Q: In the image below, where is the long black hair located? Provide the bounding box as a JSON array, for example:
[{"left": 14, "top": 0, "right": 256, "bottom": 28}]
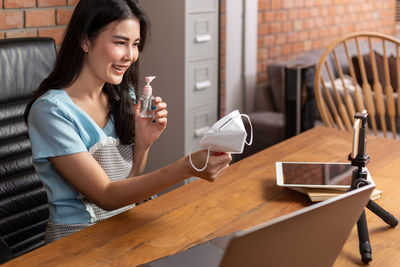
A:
[{"left": 24, "top": 0, "right": 150, "bottom": 144}]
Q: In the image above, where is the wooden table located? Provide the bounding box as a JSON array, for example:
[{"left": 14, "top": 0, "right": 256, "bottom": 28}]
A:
[{"left": 6, "top": 127, "right": 400, "bottom": 266}]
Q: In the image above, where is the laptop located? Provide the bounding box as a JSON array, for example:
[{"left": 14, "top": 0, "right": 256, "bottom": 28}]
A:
[{"left": 139, "top": 184, "right": 374, "bottom": 267}]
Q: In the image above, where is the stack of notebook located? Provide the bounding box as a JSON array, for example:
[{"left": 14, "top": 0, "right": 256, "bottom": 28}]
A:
[{"left": 304, "top": 188, "right": 382, "bottom": 202}]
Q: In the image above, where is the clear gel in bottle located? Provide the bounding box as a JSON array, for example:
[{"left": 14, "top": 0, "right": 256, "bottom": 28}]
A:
[{"left": 140, "top": 76, "right": 156, "bottom": 118}]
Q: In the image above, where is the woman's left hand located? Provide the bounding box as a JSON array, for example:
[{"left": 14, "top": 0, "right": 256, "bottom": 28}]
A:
[{"left": 134, "top": 96, "right": 167, "bottom": 148}]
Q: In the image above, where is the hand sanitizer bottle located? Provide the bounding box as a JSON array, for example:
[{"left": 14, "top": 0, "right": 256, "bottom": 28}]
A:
[{"left": 140, "top": 76, "right": 156, "bottom": 118}]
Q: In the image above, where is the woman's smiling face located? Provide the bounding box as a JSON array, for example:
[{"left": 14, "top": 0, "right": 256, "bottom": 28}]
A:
[{"left": 82, "top": 17, "right": 141, "bottom": 85}]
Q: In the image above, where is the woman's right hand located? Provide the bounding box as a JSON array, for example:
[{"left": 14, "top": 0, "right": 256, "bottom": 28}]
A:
[{"left": 188, "top": 150, "right": 232, "bottom": 182}]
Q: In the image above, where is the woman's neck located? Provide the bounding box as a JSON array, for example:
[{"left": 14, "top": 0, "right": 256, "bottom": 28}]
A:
[
  {"left": 65, "top": 64, "right": 105, "bottom": 100},
  {"left": 64, "top": 68, "right": 110, "bottom": 128}
]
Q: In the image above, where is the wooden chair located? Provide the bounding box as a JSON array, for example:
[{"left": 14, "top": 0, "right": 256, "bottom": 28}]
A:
[{"left": 314, "top": 31, "right": 400, "bottom": 139}]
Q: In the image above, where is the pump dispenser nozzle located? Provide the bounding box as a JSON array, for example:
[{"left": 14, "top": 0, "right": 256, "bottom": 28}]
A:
[
  {"left": 140, "top": 76, "right": 156, "bottom": 118},
  {"left": 143, "top": 76, "right": 156, "bottom": 97}
]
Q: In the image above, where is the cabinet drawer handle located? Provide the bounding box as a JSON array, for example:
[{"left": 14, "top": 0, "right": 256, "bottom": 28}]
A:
[
  {"left": 195, "top": 80, "right": 211, "bottom": 91},
  {"left": 194, "top": 126, "right": 210, "bottom": 137},
  {"left": 195, "top": 34, "right": 211, "bottom": 43}
]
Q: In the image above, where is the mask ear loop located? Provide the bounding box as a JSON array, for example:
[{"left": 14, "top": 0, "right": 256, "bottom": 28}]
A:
[
  {"left": 240, "top": 114, "right": 253, "bottom": 145},
  {"left": 188, "top": 138, "right": 212, "bottom": 172}
]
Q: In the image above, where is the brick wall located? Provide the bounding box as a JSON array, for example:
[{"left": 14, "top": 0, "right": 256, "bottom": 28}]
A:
[
  {"left": 0, "top": 0, "right": 77, "bottom": 45},
  {"left": 257, "top": 0, "right": 397, "bottom": 85},
  {"left": 0, "top": 0, "right": 396, "bottom": 116}
]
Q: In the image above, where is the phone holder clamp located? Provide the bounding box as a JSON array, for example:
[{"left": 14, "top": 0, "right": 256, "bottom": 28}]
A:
[{"left": 347, "top": 110, "right": 398, "bottom": 265}]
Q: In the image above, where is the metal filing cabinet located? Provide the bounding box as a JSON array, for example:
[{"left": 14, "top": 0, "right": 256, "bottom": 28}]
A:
[{"left": 139, "top": 0, "right": 219, "bottom": 181}]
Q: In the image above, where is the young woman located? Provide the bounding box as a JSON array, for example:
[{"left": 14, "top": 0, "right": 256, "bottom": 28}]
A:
[{"left": 24, "top": 0, "right": 231, "bottom": 243}]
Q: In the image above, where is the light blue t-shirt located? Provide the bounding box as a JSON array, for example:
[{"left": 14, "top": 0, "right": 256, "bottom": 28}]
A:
[{"left": 28, "top": 89, "right": 131, "bottom": 225}]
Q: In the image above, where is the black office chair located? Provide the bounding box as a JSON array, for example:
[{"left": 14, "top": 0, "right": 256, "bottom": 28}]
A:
[{"left": 0, "top": 37, "right": 57, "bottom": 261}]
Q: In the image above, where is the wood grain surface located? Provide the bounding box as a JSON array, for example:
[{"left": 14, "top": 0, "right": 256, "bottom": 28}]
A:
[{"left": 6, "top": 127, "right": 400, "bottom": 266}]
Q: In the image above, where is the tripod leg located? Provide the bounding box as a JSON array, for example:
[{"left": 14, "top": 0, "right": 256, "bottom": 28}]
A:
[
  {"left": 366, "top": 200, "right": 398, "bottom": 227},
  {"left": 357, "top": 210, "right": 372, "bottom": 264}
]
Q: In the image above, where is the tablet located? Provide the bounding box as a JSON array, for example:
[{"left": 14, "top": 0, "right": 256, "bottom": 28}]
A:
[{"left": 275, "top": 161, "right": 373, "bottom": 190}]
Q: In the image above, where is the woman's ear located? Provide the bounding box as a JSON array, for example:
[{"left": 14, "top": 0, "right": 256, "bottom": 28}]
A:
[{"left": 81, "top": 37, "right": 89, "bottom": 53}]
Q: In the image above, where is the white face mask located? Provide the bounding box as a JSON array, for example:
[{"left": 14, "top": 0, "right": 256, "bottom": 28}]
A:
[{"left": 189, "top": 110, "right": 253, "bottom": 172}]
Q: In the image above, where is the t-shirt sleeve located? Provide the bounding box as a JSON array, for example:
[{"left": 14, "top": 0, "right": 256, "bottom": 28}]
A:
[{"left": 28, "top": 98, "right": 88, "bottom": 162}]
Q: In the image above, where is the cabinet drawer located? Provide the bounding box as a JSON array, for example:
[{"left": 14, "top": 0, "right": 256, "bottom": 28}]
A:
[
  {"left": 187, "top": 13, "right": 217, "bottom": 59},
  {"left": 187, "top": 59, "right": 217, "bottom": 108},
  {"left": 187, "top": 0, "right": 217, "bottom": 13},
  {"left": 185, "top": 104, "right": 217, "bottom": 154}
]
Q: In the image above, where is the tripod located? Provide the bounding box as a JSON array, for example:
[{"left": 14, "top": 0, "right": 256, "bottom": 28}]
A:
[{"left": 348, "top": 111, "right": 398, "bottom": 264}]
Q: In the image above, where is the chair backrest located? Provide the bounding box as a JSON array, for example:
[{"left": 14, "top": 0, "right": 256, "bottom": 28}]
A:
[
  {"left": 0, "top": 37, "right": 56, "bottom": 258},
  {"left": 314, "top": 31, "right": 400, "bottom": 139}
]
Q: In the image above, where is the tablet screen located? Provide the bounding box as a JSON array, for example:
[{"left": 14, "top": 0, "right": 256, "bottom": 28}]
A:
[{"left": 280, "top": 162, "right": 356, "bottom": 186}]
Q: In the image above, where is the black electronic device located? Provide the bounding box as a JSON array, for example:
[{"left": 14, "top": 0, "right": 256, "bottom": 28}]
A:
[{"left": 284, "top": 64, "right": 316, "bottom": 138}]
